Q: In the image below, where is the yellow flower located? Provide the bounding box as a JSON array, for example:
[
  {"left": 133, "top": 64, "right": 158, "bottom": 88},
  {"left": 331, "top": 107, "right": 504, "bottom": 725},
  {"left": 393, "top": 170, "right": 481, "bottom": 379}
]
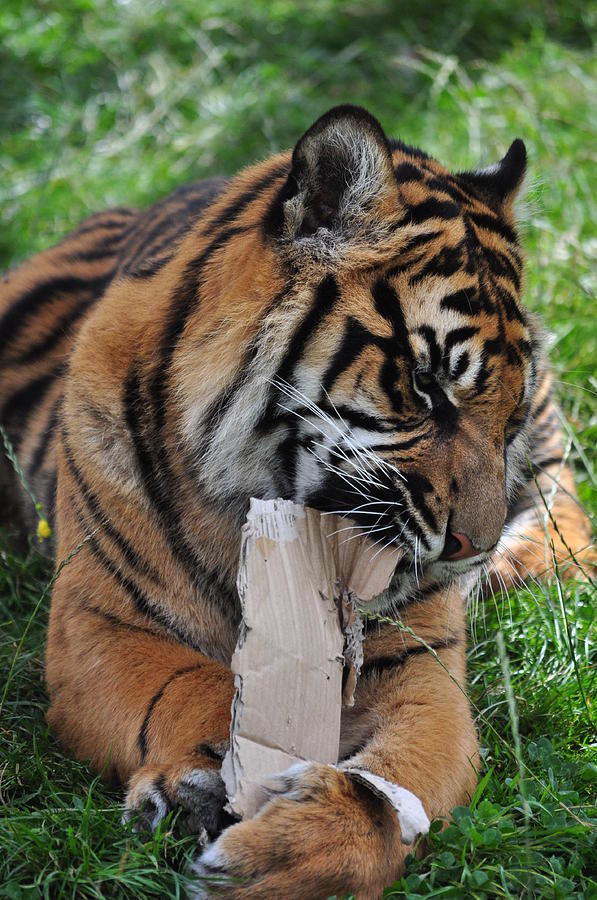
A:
[{"left": 37, "top": 518, "right": 52, "bottom": 541}]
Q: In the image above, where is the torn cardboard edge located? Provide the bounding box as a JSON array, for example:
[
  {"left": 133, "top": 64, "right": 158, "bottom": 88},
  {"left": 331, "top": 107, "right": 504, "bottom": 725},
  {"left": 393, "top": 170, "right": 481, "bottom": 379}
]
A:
[{"left": 222, "top": 497, "right": 403, "bottom": 820}]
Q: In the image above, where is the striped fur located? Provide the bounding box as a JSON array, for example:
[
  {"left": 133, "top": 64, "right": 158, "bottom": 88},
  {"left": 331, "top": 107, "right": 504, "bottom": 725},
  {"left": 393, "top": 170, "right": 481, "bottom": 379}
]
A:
[{"left": 0, "top": 106, "right": 593, "bottom": 898}]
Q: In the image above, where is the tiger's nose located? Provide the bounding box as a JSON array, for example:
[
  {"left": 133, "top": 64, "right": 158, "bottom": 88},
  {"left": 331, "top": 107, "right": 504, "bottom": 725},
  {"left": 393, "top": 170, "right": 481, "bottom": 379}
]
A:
[{"left": 440, "top": 530, "right": 478, "bottom": 561}]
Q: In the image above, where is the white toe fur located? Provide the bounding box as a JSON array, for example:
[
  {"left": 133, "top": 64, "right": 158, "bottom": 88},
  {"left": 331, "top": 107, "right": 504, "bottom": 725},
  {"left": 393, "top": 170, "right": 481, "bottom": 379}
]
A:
[
  {"left": 180, "top": 769, "right": 223, "bottom": 792},
  {"left": 121, "top": 787, "right": 169, "bottom": 831},
  {"left": 264, "top": 760, "right": 313, "bottom": 797},
  {"left": 341, "top": 766, "right": 430, "bottom": 844},
  {"left": 190, "top": 841, "right": 230, "bottom": 899},
  {"left": 263, "top": 760, "right": 430, "bottom": 844},
  {"left": 197, "top": 841, "right": 229, "bottom": 870}
]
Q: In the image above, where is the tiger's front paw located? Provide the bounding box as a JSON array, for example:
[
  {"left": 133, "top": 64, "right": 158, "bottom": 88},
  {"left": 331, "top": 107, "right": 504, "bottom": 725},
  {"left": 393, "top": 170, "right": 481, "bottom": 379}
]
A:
[
  {"left": 123, "top": 760, "right": 233, "bottom": 841},
  {"left": 191, "top": 762, "right": 427, "bottom": 900}
]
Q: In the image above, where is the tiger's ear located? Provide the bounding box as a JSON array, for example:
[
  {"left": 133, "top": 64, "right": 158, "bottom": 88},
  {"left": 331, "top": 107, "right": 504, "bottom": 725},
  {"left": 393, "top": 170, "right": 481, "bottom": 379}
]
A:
[
  {"left": 269, "top": 105, "right": 397, "bottom": 245},
  {"left": 460, "top": 139, "right": 527, "bottom": 206}
]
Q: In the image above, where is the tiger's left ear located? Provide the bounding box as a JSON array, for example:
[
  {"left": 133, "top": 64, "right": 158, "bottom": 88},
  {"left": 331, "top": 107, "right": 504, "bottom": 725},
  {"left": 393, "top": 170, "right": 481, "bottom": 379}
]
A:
[
  {"left": 460, "top": 139, "right": 527, "bottom": 206},
  {"left": 267, "top": 105, "right": 399, "bottom": 250}
]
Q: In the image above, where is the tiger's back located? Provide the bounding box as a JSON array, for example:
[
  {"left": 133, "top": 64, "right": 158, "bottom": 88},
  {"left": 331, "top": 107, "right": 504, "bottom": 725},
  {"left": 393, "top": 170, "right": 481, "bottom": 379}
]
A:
[{"left": 0, "top": 177, "right": 227, "bottom": 535}]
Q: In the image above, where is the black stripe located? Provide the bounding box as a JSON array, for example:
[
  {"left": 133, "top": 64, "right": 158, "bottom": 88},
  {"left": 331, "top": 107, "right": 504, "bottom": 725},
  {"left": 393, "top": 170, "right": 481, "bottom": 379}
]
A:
[
  {"left": 153, "top": 773, "right": 169, "bottom": 803},
  {"left": 430, "top": 174, "right": 487, "bottom": 207},
  {"left": 321, "top": 316, "right": 376, "bottom": 396},
  {"left": 483, "top": 336, "right": 504, "bottom": 358},
  {"left": 272, "top": 405, "right": 423, "bottom": 436},
  {"left": 366, "top": 432, "right": 426, "bottom": 453},
  {"left": 67, "top": 246, "right": 120, "bottom": 264},
  {"left": 81, "top": 601, "right": 167, "bottom": 640},
  {"left": 483, "top": 247, "right": 521, "bottom": 288},
  {"left": 196, "top": 742, "right": 225, "bottom": 762},
  {"left": 517, "top": 338, "right": 532, "bottom": 359},
  {"left": 46, "top": 468, "right": 57, "bottom": 527},
  {"left": 17, "top": 290, "right": 105, "bottom": 364},
  {"left": 0, "top": 275, "right": 107, "bottom": 359},
  {"left": 444, "top": 326, "right": 479, "bottom": 351},
  {"left": 149, "top": 225, "right": 248, "bottom": 438},
  {"left": 440, "top": 289, "right": 482, "bottom": 316},
  {"left": 409, "top": 198, "right": 460, "bottom": 223},
  {"left": 385, "top": 231, "right": 443, "bottom": 279},
  {"left": 27, "top": 396, "right": 61, "bottom": 477},
  {"left": 373, "top": 280, "right": 414, "bottom": 416},
  {"left": 387, "top": 249, "right": 431, "bottom": 278},
  {"left": 200, "top": 344, "right": 260, "bottom": 440},
  {"left": 69, "top": 211, "right": 136, "bottom": 238},
  {"left": 530, "top": 389, "right": 553, "bottom": 423},
  {"left": 148, "top": 165, "right": 287, "bottom": 444},
  {"left": 276, "top": 275, "right": 340, "bottom": 388},
  {"left": 62, "top": 432, "right": 164, "bottom": 585},
  {"left": 474, "top": 362, "right": 493, "bottom": 394},
  {"left": 416, "top": 326, "right": 443, "bottom": 371},
  {"left": 533, "top": 455, "right": 564, "bottom": 470},
  {"left": 490, "top": 278, "right": 524, "bottom": 323},
  {"left": 506, "top": 343, "right": 522, "bottom": 367},
  {"left": 469, "top": 212, "right": 517, "bottom": 246},
  {"left": 410, "top": 242, "right": 464, "bottom": 282},
  {"left": 389, "top": 140, "right": 432, "bottom": 161},
  {"left": 123, "top": 201, "right": 197, "bottom": 264},
  {"left": 211, "top": 162, "right": 288, "bottom": 232},
  {"left": 394, "top": 162, "right": 425, "bottom": 182},
  {"left": 123, "top": 367, "right": 158, "bottom": 495},
  {"left": 138, "top": 226, "right": 248, "bottom": 583},
  {"left": 0, "top": 364, "right": 63, "bottom": 446},
  {"left": 124, "top": 254, "right": 173, "bottom": 279},
  {"left": 122, "top": 186, "right": 227, "bottom": 273},
  {"left": 372, "top": 279, "right": 413, "bottom": 361},
  {"left": 450, "top": 351, "right": 470, "bottom": 379},
  {"left": 199, "top": 286, "right": 292, "bottom": 455},
  {"left": 322, "top": 403, "right": 397, "bottom": 435},
  {"left": 258, "top": 275, "right": 340, "bottom": 493},
  {"left": 402, "top": 470, "right": 438, "bottom": 534},
  {"left": 123, "top": 366, "right": 237, "bottom": 614},
  {"left": 138, "top": 663, "right": 203, "bottom": 760},
  {"left": 126, "top": 169, "right": 287, "bottom": 589},
  {"left": 69, "top": 484, "right": 200, "bottom": 651},
  {"left": 361, "top": 636, "right": 460, "bottom": 680},
  {"left": 63, "top": 229, "right": 126, "bottom": 263},
  {"left": 260, "top": 274, "right": 341, "bottom": 430}
]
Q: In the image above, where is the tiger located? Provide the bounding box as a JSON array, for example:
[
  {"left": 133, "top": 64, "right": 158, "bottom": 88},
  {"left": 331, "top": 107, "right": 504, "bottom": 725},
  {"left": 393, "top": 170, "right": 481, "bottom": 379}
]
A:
[{"left": 0, "top": 104, "right": 594, "bottom": 899}]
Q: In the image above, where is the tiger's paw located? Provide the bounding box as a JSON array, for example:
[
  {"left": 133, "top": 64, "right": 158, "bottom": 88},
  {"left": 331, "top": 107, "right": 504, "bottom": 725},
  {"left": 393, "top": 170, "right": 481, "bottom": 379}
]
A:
[
  {"left": 190, "top": 762, "right": 424, "bottom": 900},
  {"left": 123, "top": 762, "right": 233, "bottom": 840}
]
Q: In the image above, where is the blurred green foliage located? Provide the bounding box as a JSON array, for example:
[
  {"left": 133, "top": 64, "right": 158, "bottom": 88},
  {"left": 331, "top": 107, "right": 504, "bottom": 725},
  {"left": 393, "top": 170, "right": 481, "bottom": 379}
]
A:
[{"left": 1, "top": 1, "right": 596, "bottom": 263}]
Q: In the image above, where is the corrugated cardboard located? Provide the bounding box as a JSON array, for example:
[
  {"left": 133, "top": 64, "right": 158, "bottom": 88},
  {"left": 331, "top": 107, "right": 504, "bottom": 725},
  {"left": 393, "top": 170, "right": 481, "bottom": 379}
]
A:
[{"left": 222, "top": 498, "right": 402, "bottom": 819}]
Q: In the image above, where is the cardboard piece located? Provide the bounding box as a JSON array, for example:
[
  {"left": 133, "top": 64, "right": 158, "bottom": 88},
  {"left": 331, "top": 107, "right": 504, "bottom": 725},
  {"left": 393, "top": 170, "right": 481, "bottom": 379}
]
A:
[{"left": 222, "top": 498, "right": 402, "bottom": 820}]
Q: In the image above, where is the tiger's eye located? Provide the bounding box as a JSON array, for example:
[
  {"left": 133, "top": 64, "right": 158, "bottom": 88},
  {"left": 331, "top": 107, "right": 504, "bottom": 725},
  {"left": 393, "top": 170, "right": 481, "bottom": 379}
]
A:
[{"left": 415, "top": 371, "right": 435, "bottom": 392}]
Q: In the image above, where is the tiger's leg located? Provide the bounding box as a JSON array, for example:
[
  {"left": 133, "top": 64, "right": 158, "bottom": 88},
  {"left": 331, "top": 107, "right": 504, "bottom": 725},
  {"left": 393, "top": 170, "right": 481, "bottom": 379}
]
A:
[
  {"left": 46, "top": 425, "right": 239, "bottom": 837},
  {"left": 47, "top": 574, "right": 235, "bottom": 838},
  {"left": 491, "top": 372, "right": 595, "bottom": 590},
  {"left": 192, "top": 585, "right": 478, "bottom": 899}
]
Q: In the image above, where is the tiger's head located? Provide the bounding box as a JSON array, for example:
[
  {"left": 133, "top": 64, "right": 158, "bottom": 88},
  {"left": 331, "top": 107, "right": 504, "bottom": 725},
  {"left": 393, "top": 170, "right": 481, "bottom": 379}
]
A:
[{"left": 186, "top": 105, "right": 539, "bottom": 601}]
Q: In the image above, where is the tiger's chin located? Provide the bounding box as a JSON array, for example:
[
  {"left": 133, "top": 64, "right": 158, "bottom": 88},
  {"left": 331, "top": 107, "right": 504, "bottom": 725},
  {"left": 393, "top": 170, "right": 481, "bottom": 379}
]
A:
[{"left": 362, "top": 550, "right": 486, "bottom": 616}]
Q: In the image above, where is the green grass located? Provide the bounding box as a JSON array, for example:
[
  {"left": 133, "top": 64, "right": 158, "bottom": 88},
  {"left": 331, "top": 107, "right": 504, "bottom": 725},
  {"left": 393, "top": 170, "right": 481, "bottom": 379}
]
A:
[{"left": 1, "top": 1, "right": 596, "bottom": 896}]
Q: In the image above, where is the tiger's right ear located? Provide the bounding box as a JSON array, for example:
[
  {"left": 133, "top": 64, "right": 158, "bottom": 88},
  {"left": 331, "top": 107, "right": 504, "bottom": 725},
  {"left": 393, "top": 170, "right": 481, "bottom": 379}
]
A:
[
  {"left": 266, "top": 105, "right": 398, "bottom": 251},
  {"left": 459, "top": 139, "right": 527, "bottom": 208}
]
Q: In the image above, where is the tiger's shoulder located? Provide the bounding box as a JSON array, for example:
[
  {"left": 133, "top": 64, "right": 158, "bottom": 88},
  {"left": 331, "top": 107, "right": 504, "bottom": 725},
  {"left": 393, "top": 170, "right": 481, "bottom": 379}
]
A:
[{"left": 0, "top": 176, "right": 228, "bottom": 535}]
